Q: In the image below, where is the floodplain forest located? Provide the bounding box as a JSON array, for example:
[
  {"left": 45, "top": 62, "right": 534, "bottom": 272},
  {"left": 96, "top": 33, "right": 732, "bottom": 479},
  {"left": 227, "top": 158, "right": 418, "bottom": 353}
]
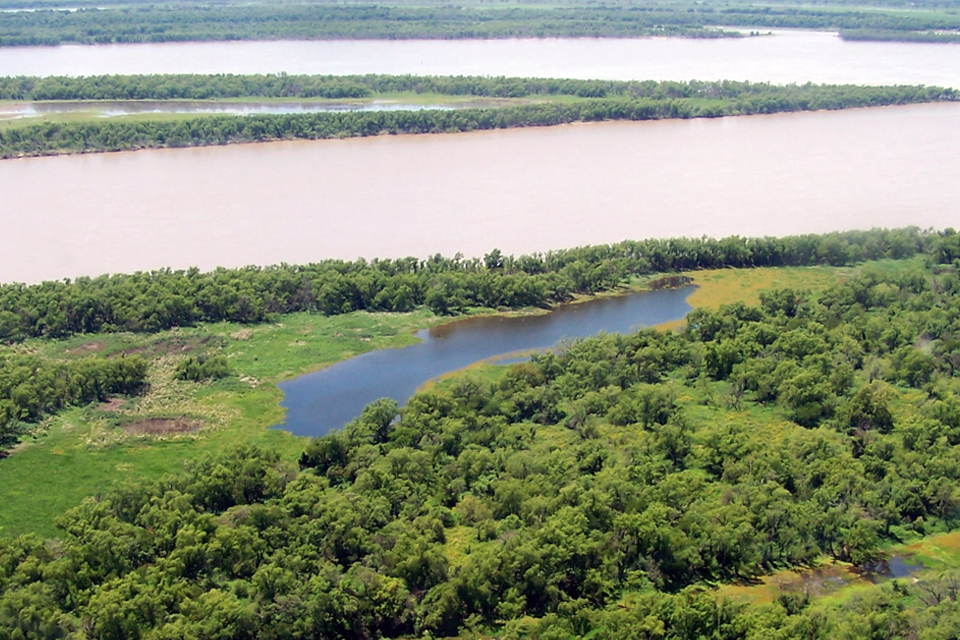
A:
[
  {"left": 3, "top": 227, "right": 957, "bottom": 453},
  {"left": 0, "top": 76, "right": 953, "bottom": 157},
  {"left": 2, "top": 227, "right": 960, "bottom": 638},
  {"left": 1, "top": 3, "right": 959, "bottom": 46}
]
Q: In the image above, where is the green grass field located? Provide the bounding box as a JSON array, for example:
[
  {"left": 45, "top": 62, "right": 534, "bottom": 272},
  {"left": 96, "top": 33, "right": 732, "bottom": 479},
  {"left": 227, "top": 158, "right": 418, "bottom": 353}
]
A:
[{"left": 0, "top": 309, "right": 440, "bottom": 538}]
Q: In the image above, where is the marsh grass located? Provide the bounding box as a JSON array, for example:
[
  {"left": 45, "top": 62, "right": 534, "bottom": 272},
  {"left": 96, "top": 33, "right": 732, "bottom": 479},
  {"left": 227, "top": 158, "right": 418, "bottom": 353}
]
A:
[
  {"left": 715, "top": 532, "right": 960, "bottom": 606},
  {"left": 0, "top": 309, "right": 440, "bottom": 537}
]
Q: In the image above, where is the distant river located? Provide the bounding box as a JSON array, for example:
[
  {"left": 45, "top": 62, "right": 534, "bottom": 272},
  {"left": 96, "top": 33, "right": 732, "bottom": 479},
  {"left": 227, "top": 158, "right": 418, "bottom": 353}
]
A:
[
  {"left": 277, "top": 286, "right": 694, "bottom": 437},
  {"left": 0, "top": 31, "right": 959, "bottom": 88},
  {"left": 1, "top": 102, "right": 959, "bottom": 284}
]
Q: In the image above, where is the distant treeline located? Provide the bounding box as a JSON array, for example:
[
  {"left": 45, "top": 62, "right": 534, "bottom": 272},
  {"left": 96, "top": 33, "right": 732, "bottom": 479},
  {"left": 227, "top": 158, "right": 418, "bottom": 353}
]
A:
[
  {"left": 7, "top": 75, "right": 935, "bottom": 102},
  {"left": 841, "top": 28, "right": 960, "bottom": 43},
  {"left": 2, "top": 4, "right": 959, "bottom": 46},
  {"left": 0, "top": 352, "right": 147, "bottom": 449},
  {"left": 2, "top": 227, "right": 958, "bottom": 343},
  {"left": 0, "top": 5, "right": 736, "bottom": 46},
  {"left": 707, "top": 5, "right": 960, "bottom": 36},
  {"left": 0, "top": 83, "right": 952, "bottom": 158}
]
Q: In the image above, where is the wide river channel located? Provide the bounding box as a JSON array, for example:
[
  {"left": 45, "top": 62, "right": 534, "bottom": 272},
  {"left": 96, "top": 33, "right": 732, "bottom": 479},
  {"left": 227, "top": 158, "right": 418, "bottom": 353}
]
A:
[
  {"left": 2, "top": 102, "right": 958, "bottom": 284},
  {"left": 277, "top": 285, "right": 694, "bottom": 437},
  {"left": 1, "top": 30, "right": 959, "bottom": 87}
]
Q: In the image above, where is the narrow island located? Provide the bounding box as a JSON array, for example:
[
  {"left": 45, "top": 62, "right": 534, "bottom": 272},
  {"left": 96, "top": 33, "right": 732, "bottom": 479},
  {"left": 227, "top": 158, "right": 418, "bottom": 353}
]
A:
[
  {"left": 0, "top": 74, "right": 954, "bottom": 157},
  {"left": 1, "top": 3, "right": 959, "bottom": 46}
]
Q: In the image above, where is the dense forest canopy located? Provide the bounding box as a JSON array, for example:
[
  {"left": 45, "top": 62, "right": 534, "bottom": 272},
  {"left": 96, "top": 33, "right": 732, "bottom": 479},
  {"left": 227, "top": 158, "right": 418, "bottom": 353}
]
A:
[
  {"left": 0, "top": 3, "right": 959, "bottom": 45},
  {"left": 0, "top": 80, "right": 952, "bottom": 158},
  {"left": 2, "top": 227, "right": 958, "bottom": 461},
  {"left": 3, "top": 254, "right": 960, "bottom": 638},
  {"left": 3, "top": 227, "right": 957, "bottom": 342},
  {"left": 7, "top": 75, "right": 946, "bottom": 102}
]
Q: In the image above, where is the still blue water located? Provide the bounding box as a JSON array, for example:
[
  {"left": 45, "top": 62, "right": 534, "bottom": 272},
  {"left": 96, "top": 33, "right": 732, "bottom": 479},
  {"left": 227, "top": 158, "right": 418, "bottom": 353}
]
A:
[{"left": 275, "top": 286, "right": 694, "bottom": 437}]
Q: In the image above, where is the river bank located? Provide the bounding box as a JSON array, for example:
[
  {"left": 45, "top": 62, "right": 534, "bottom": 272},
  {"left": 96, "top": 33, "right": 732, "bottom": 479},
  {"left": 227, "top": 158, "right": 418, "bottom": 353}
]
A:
[{"left": 2, "top": 104, "right": 958, "bottom": 284}]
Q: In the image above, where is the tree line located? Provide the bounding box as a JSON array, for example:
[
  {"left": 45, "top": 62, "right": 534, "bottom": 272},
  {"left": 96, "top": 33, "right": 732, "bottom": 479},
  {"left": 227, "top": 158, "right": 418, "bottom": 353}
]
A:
[
  {"left": 0, "top": 82, "right": 952, "bottom": 158},
  {"left": 0, "top": 352, "right": 148, "bottom": 451},
  {"left": 2, "top": 227, "right": 956, "bottom": 343},
  {"left": 0, "top": 5, "right": 735, "bottom": 47},
  {"left": 2, "top": 261, "right": 960, "bottom": 638},
  {"left": 2, "top": 4, "right": 959, "bottom": 46},
  {"left": 841, "top": 28, "right": 960, "bottom": 43},
  {"left": 6, "top": 75, "right": 929, "bottom": 102}
]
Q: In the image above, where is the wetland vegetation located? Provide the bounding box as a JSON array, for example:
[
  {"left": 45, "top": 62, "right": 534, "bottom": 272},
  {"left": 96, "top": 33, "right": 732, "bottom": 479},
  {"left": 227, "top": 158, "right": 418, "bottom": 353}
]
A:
[
  {"left": 3, "top": 2, "right": 960, "bottom": 635},
  {"left": 0, "top": 75, "right": 953, "bottom": 157},
  {"left": 2, "top": 228, "right": 960, "bottom": 638},
  {"left": 2, "top": 227, "right": 947, "bottom": 341},
  {"left": 2, "top": 3, "right": 960, "bottom": 46}
]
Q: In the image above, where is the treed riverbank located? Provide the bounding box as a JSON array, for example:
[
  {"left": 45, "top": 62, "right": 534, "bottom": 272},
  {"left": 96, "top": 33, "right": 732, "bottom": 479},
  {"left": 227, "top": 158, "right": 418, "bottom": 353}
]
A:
[
  {"left": 2, "top": 103, "right": 959, "bottom": 284},
  {"left": 2, "top": 4, "right": 959, "bottom": 46},
  {"left": 0, "top": 79, "right": 952, "bottom": 158}
]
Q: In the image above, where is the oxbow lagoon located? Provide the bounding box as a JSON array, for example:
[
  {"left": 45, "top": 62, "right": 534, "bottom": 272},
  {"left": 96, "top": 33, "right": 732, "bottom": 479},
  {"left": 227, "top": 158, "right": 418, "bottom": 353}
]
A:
[{"left": 276, "top": 286, "right": 695, "bottom": 437}]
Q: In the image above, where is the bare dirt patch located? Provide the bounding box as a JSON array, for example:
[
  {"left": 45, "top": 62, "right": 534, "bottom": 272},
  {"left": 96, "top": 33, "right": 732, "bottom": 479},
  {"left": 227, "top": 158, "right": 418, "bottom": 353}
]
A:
[
  {"left": 123, "top": 418, "right": 203, "bottom": 435},
  {"left": 67, "top": 341, "right": 104, "bottom": 355},
  {"left": 97, "top": 398, "right": 127, "bottom": 411},
  {"left": 122, "top": 335, "right": 217, "bottom": 358}
]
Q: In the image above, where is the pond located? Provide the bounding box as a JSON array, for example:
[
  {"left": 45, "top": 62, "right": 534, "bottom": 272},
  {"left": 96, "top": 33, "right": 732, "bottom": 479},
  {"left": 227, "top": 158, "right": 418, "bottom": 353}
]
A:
[
  {"left": 275, "top": 286, "right": 694, "bottom": 437},
  {"left": 859, "top": 555, "right": 926, "bottom": 582}
]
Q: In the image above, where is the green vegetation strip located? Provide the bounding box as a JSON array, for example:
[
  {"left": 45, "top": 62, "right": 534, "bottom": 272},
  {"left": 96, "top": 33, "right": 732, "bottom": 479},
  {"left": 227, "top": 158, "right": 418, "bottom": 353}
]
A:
[
  {"left": 3, "top": 246, "right": 960, "bottom": 637},
  {"left": 0, "top": 309, "right": 440, "bottom": 539},
  {"left": 0, "top": 77, "right": 953, "bottom": 157},
  {"left": 1, "top": 4, "right": 960, "bottom": 46}
]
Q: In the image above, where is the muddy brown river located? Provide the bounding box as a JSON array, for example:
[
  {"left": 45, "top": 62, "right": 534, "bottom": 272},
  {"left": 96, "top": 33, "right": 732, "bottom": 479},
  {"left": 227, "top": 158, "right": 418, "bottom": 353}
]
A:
[
  {"left": 1, "top": 102, "right": 959, "bottom": 283},
  {"left": 0, "top": 31, "right": 959, "bottom": 87}
]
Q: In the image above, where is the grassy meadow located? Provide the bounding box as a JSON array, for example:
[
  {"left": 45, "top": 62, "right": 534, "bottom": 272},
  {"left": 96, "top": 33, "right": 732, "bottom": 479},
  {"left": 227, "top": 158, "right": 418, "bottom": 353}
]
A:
[{"left": 0, "top": 309, "right": 438, "bottom": 537}]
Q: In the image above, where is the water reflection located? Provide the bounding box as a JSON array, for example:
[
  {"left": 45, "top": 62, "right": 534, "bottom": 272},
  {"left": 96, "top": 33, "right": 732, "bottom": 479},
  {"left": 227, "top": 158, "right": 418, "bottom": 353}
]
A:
[
  {"left": 275, "top": 286, "right": 694, "bottom": 437},
  {"left": 859, "top": 555, "right": 925, "bottom": 582}
]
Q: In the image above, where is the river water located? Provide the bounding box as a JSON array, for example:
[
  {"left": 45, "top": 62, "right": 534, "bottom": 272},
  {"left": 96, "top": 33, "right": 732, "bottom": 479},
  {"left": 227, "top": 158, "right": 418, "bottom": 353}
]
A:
[
  {"left": 0, "top": 31, "right": 959, "bottom": 87},
  {"left": 1, "top": 102, "right": 958, "bottom": 284},
  {"left": 0, "top": 100, "right": 460, "bottom": 119},
  {"left": 277, "top": 286, "right": 694, "bottom": 437}
]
